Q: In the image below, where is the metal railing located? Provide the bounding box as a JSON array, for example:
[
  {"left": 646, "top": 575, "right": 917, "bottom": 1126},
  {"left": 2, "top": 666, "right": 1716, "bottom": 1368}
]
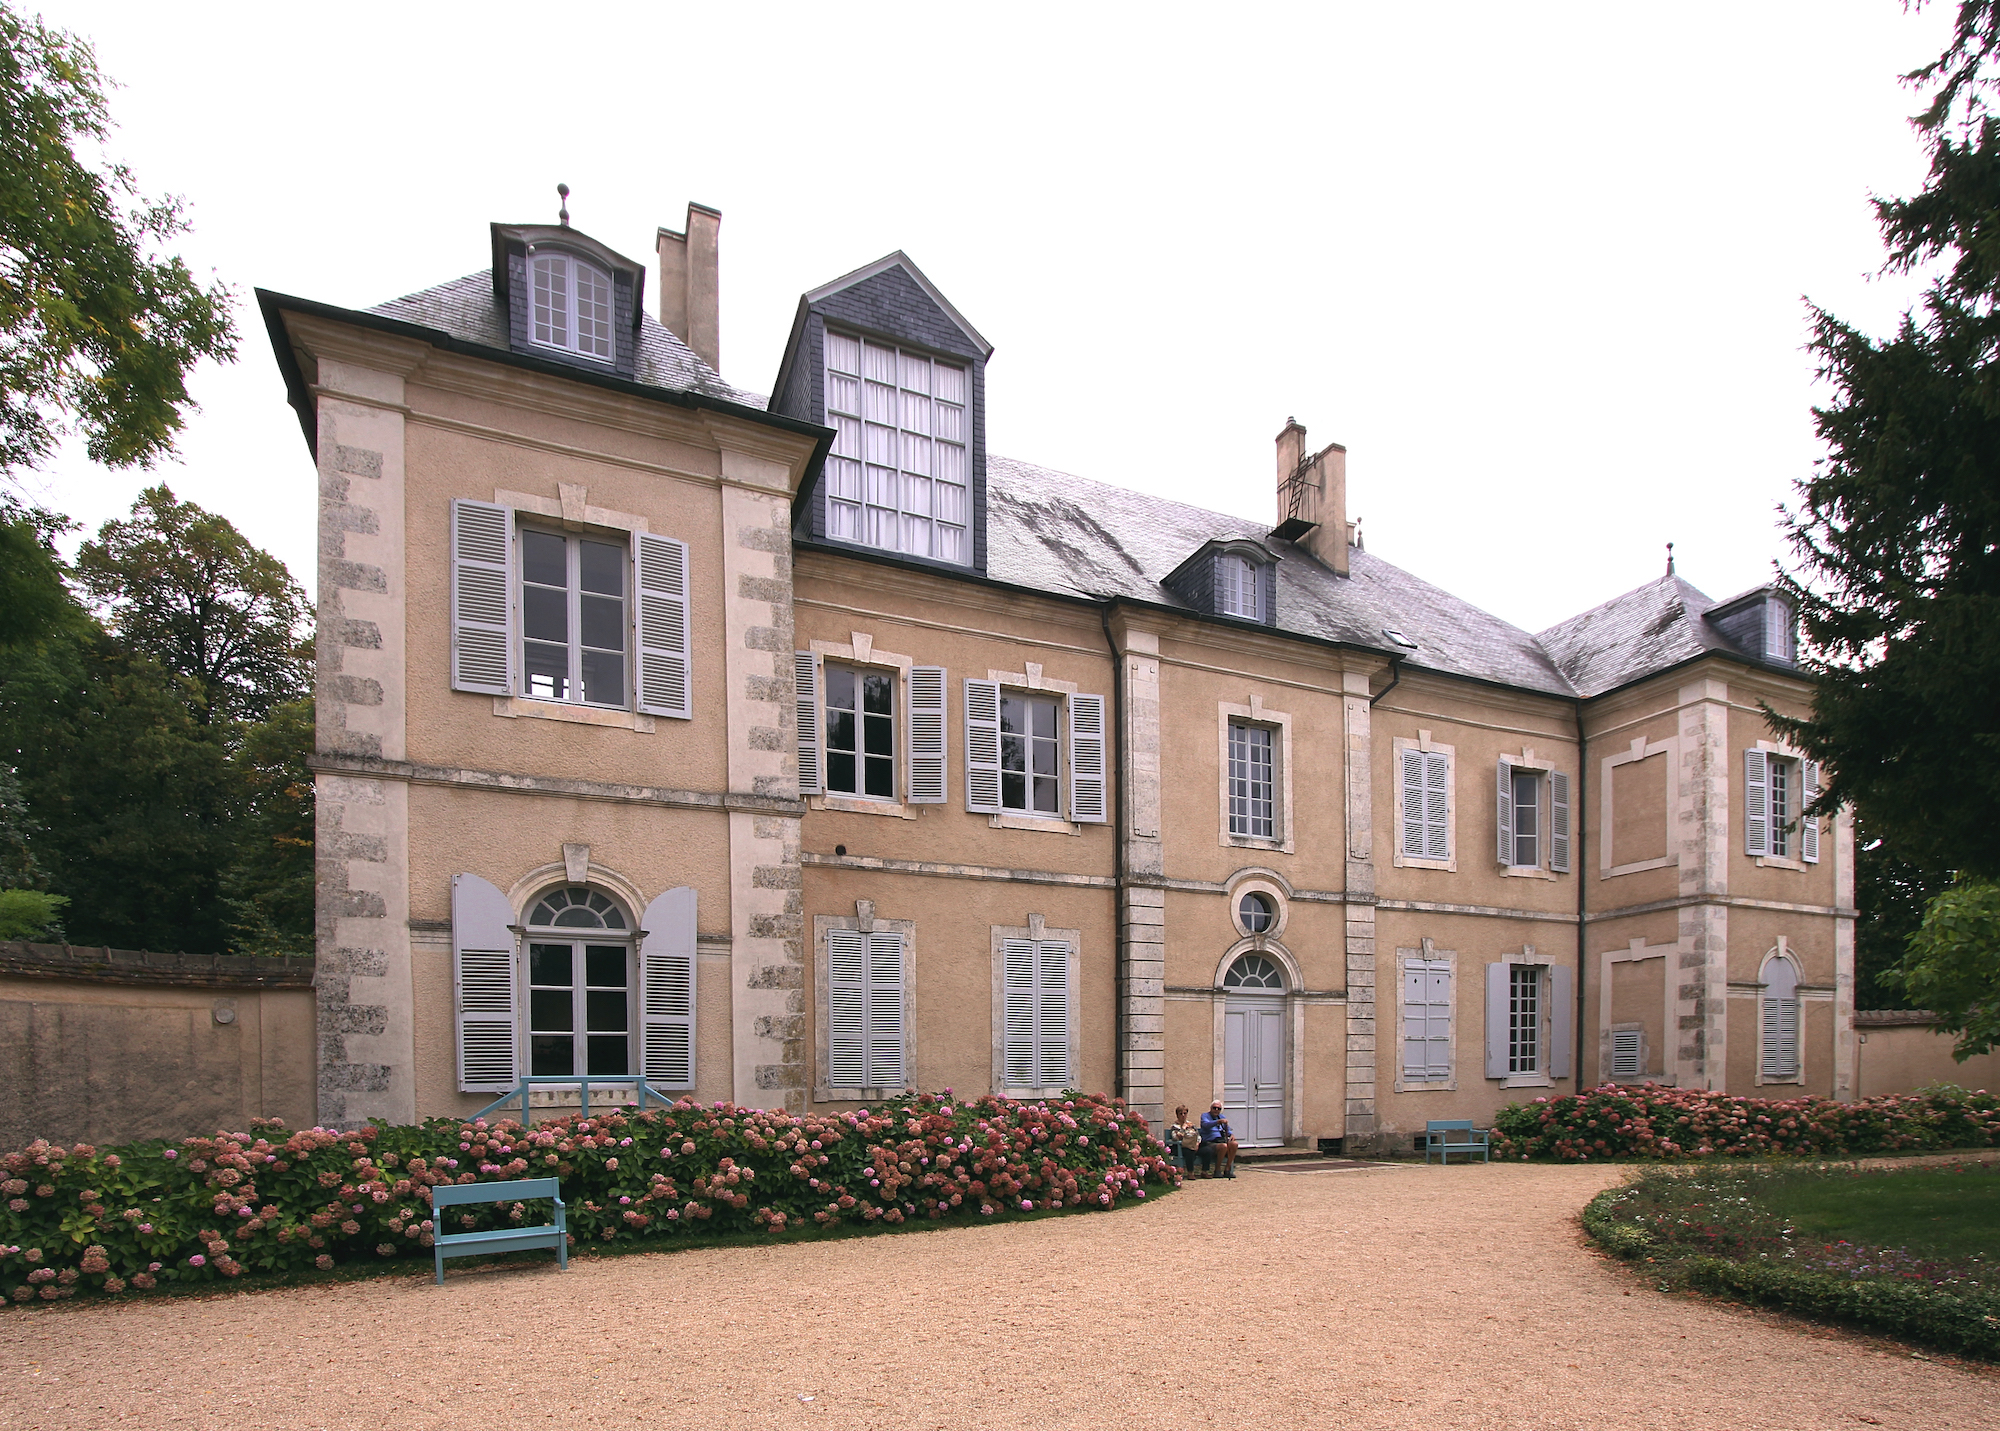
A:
[{"left": 470, "top": 1076, "right": 685, "bottom": 1127}]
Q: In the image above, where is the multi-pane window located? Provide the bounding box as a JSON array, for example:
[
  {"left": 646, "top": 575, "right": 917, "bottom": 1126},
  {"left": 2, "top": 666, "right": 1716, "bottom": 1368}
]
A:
[
  {"left": 825, "top": 665, "right": 894, "bottom": 799},
  {"left": 1217, "top": 554, "right": 1261, "bottom": 620},
  {"left": 1238, "top": 891, "right": 1275, "bottom": 934},
  {"left": 1744, "top": 750, "right": 1818, "bottom": 862},
  {"left": 823, "top": 332, "right": 970, "bottom": 564},
  {"left": 1768, "top": 756, "right": 1794, "bottom": 858},
  {"left": 522, "top": 529, "right": 627, "bottom": 707},
  {"left": 1000, "top": 693, "right": 1061, "bottom": 815},
  {"left": 1510, "top": 769, "right": 1541, "bottom": 867},
  {"left": 1228, "top": 722, "right": 1275, "bottom": 838},
  {"left": 1507, "top": 965, "right": 1540, "bottom": 1074},
  {"left": 530, "top": 251, "right": 614, "bottom": 360},
  {"left": 526, "top": 941, "right": 632, "bottom": 1079}
]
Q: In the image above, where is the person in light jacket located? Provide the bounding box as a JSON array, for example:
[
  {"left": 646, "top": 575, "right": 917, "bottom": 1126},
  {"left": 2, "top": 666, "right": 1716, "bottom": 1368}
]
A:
[
  {"left": 1165, "top": 1105, "right": 1202, "bottom": 1176},
  {"left": 1199, "top": 1101, "right": 1236, "bottom": 1180}
]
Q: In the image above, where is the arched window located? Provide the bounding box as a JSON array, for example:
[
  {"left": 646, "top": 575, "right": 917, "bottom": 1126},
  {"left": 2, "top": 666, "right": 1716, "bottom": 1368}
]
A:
[
  {"left": 1759, "top": 953, "right": 1800, "bottom": 1080},
  {"left": 528, "top": 886, "right": 627, "bottom": 930},
  {"left": 529, "top": 250, "right": 615, "bottom": 360},
  {"left": 1217, "top": 553, "right": 1262, "bottom": 621},
  {"left": 1224, "top": 953, "right": 1284, "bottom": 990},
  {"left": 525, "top": 886, "right": 632, "bottom": 1078}
]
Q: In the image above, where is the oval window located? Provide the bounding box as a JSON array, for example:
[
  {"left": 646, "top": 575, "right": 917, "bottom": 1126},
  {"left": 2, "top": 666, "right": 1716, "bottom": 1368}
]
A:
[{"left": 1238, "top": 891, "right": 1275, "bottom": 934}]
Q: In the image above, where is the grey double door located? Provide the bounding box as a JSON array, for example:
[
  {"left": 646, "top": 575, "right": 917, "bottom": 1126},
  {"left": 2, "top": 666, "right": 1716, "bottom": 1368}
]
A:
[{"left": 1222, "top": 997, "right": 1285, "bottom": 1146}]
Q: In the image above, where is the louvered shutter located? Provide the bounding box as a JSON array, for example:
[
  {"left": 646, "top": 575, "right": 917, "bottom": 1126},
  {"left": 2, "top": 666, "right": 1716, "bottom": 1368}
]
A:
[
  {"left": 1484, "top": 962, "right": 1510, "bottom": 1079},
  {"left": 634, "top": 533, "right": 691, "bottom": 718},
  {"left": 964, "top": 678, "right": 1002, "bottom": 813},
  {"left": 866, "top": 931, "right": 906, "bottom": 1087},
  {"left": 452, "top": 873, "right": 518, "bottom": 1092},
  {"left": 450, "top": 499, "right": 513, "bottom": 695},
  {"left": 794, "top": 652, "right": 822, "bottom": 795},
  {"left": 1744, "top": 749, "right": 1769, "bottom": 856},
  {"left": 1002, "top": 937, "right": 1037, "bottom": 1087},
  {"left": 638, "top": 887, "right": 696, "bottom": 1089},
  {"left": 1037, "top": 940, "right": 1072, "bottom": 1085},
  {"left": 1424, "top": 751, "right": 1450, "bottom": 860},
  {"left": 1610, "top": 1028, "right": 1643, "bottom": 1080},
  {"left": 1069, "top": 693, "right": 1108, "bottom": 823},
  {"left": 1549, "top": 770, "right": 1572, "bottom": 873},
  {"left": 827, "top": 929, "right": 866, "bottom": 1087},
  {"left": 1549, "top": 963, "right": 1574, "bottom": 1079},
  {"left": 1400, "top": 750, "right": 1425, "bottom": 858},
  {"left": 1496, "top": 757, "right": 1515, "bottom": 865},
  {"left": 1760, "top": 996, "right": 1800, "bottom": 1078},
  {"left": 906, "top": 665, "right": 947, "bottom": 803},
  {"left": 1800, "top": 760, "right": 1821, "bottom": 864}
]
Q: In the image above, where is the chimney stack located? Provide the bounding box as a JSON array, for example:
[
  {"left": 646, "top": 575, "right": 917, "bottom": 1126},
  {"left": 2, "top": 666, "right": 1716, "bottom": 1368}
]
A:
[
  {"left": 1273, "top": 418, "right": 1349, "bottom": 577},
  {"left": 657, "top": 202, "right": 722, "bottom": 373}
]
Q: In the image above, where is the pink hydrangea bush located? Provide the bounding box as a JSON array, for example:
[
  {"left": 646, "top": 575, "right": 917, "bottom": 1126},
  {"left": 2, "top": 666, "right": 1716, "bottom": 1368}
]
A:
[
  {"left": 0, "top": 1091, "right": 1176, "bottom": 1305},
  {"left": 1491, "top": 1083, "right": 2000, "bottom": 1162}
]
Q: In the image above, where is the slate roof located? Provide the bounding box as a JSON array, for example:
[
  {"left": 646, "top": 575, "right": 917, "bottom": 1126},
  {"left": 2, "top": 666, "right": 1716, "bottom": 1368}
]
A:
[
  {"left": 367, "top": 273, "right": 768, "bottom": 408},
  {"left": 1534, "top": 575, "right": 1741, "bottom": 698}
]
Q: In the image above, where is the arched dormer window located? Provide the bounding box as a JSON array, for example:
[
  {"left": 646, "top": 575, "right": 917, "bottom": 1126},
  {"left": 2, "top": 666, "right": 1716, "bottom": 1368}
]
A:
[
  {"left": 1217, "top": 552, "right": 1262, "bottom": 621},
  {"left": 530, "top": 249, "right": 615, "bottom": 360}
]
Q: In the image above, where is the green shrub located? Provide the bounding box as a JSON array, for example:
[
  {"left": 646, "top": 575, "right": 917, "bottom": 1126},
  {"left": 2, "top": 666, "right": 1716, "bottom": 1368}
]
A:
[
  {"left": 0, "top": 888, "right": 65, "bottom": 941},
  {"left": 1682, "top": 1256, "right": 2000, "bottom": 1358},
  {"left": 0, "top": 1090, "right": 1177, "bottom": 1304}
]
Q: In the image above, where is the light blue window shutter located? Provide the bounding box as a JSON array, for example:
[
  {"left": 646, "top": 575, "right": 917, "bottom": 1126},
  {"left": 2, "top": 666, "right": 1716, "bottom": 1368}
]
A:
[
  {"left": 452, "top": 873, "right": 518, "bottom": 1092},
  {"left": 1549, "top": 963, "right": 1574, "bottom": 1079},
  {"left": 1496, "top": 757, "right": 1515, "bottom": 865},
  {"left": 1744, "top": 749, "right": 1769, "bottom": 856},
  {"left": 906, "top": 665, "right": 947, "bottom": 803},
  {"left": 1424, "top": 751, "right": 1450, "bottom": 860},
  {"left": 1610, "top": 1028, "right": 1643, "bottom": 1080},
  {"left": 1423, "top": 961, "right": 1453, "bottom": 1079},
  {"left": 1484, "top": 961, "right": 1509, "bottom": 1079},
  {"left": 1800, "top": 760, "right": 1821, "bottom": 864},
  {"left": 1036, "top": 940, "right": 1072, "bottom": 1085},
  {"left": 450, "top": 499, "right": 513, "bottom": 695},
  {"left": 964, "top": 678, "right": 1002, "bottom": 813},
  {"left": 1549, "top": 770, "right": 1572, "bottom": 873},
  {"left": 827, "top": 929, "right": 866, "bottom": 1087},
  {"left": 634, "top": 533, "right": 691, "bottom": 718},
  {"left": 865, "top": 931, "right": 906, "bottom": 1087},
  {"left": 794, "top": 652, "right": 822, "bottom": 795},
  {"left": 1399, "top": 750, "right": 1425, "bottom": 858},
  {"left": 1002, "top": 937, "right": 1037, "bottom": 1087},
  {"left": 639, "top": 887, "right": 696, "bottom": 1089},
  {"left": 1069, "top": 693, "right": 1108, "bottom": 823}
]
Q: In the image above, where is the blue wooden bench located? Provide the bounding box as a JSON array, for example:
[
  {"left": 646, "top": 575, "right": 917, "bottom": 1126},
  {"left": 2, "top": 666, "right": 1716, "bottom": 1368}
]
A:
[
  {"left": 430, "top": 1177, "right": 568, "bottom": 1284},
  {"left": 1422, "top": 1119, "right": 1490, "bottom": 1165}
]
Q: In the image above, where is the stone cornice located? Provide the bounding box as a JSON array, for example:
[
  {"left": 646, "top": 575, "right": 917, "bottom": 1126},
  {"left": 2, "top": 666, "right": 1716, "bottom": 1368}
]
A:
[{"left": 310, "top": 752, "right": 804, "bottom": 817}]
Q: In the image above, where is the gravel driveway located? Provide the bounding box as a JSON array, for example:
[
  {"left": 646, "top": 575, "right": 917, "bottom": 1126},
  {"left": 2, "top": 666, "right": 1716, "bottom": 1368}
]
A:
[{"left": 2, "top": 1159, "right": 1993, "bottom": 1429}]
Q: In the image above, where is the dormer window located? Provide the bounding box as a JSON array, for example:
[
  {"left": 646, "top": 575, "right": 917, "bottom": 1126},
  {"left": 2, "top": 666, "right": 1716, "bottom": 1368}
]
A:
[
  {"left": 1162, "top": 540, "right": 1279, "bottom": 627},
  {"left": 529, "top": 250, "right": 614, "bottom": 361},
  {"left": 1218, "top": 553, "right": 1262, "bottom": 621},
  {"left": 823, "top": 331, "right": 970, "bottom": 564}
]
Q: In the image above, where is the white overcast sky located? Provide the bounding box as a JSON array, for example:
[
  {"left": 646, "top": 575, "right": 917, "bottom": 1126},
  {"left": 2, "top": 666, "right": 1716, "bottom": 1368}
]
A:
[{"left": 23, "top": 0, "right": 1959, "bottom": 634}]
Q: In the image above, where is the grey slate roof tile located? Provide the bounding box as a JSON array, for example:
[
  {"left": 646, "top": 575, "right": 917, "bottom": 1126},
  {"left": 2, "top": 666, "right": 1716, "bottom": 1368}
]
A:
[
  {"left": 1534, "top": 574, "right": 1737, "bottom": 697},
  {"left": 367, "top": 273, "right": 768, "bottom": 409}
]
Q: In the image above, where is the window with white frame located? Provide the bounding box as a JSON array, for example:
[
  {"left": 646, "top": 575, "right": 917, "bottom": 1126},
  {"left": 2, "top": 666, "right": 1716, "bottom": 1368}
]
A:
[
  {"left": 1744, "top": 749, "right": 1819, "bottom": 862},
  {"left": 525, "top": 888, "right": 632, "bottom": 1078},
  {"left": 1484, "top": 955, "right": 1572, "bottom": 1082},
  {"left": 522, "top": 528, "right": 627, "bottom": 707},
  {"left": 1507, "top": 965, "right": 1539, "bottom": 1073},
  {"left": 823, "top": 332, "right": 970, "bottom": 564},
  {"left": 1496, "top": 758, "right": 1571, "bottom": 872},
  {"left": 1217, "top": 552, "right": 1262, "bottom": 620},
  {"left": 824, "top": 664, "right": 895, "bottom": 799},
  {"left": 530, "top": 250, "right": 614, "bottom": 360},
  {"left": 1759, "top": 953, "right": 1801, "bottom": 1080},
  {"left": 1002, "top": 937, "right": 1073, "bottom": 1089},
  {"left": 1227, "top": 721, "right": 1275, "bottom": 838},
  {"left": 1000, "top": 692, "right": 1061, "bottom": 815},
  {"left": 827, "top": 928, "right": 906, "bottom": 1089},
  {"left": 964, "top": 680, "right": 1106, "bottom": 823}
]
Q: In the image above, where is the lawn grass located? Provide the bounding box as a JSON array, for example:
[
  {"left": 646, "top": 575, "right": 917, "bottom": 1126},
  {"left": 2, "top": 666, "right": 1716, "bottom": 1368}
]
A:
[{"left": 1756, "top": 1163, "right": 2000, "bottom": 1261}]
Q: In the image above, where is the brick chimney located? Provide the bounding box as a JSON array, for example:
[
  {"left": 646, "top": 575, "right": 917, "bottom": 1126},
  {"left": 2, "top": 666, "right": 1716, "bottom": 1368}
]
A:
[
  {"left": 656, "top": 202, "right": 721, "bottom": 372},
  {"left": 1273, "top": 417, "right": 1348, "bottom": 576}
]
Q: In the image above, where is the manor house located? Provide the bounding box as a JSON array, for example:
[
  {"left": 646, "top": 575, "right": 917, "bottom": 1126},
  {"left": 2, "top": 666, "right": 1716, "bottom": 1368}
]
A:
[{"left": 259, "top": 204, "right": 1853, "bottom": 1152}]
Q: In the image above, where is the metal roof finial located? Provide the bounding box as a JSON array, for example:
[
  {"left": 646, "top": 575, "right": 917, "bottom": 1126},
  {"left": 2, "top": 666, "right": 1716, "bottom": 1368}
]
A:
[
  {"left": 557, "top": 183, "right": 571, "bottom": 227},
  {"left": 1666, "top": 541, "right": 1675, "bottom": 576}
]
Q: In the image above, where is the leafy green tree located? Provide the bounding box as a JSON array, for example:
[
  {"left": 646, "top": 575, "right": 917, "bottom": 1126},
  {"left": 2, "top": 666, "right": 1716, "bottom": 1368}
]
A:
[
  {"left": 1854, "top": 826, "right": 1955, "bottom": 1010},
  {"left": 0, "top": 5, "right": 234, "bottom": 478},
  {"left": 0, "top": 888, "right": 64, "bottom": 941},
  {"left": 73, "top": 486, "right": 309, "bottom": 725},
  {"left": 0, "top": 500, "right": 84, "bottom": 649},
  {"left": 1885, "top": 878, "right": 2000, "bottom": 1057},
  {"left": 221, "top": 697, "right": 314, "bottom": 955}
]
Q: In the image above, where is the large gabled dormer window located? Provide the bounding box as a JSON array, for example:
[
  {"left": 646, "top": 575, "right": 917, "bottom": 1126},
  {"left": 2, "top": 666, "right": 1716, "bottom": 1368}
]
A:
[
  {"left": 529, "top": 249, "right": 615, "bottom": 361},
  {"left": 823, "top": 331, "right": 970, "bottom": 564}
]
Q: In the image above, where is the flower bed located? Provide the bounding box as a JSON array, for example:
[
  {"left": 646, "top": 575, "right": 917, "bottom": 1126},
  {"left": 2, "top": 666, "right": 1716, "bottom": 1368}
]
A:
[
  {"left": 1492, "top": 1083, "right": 2000, "bottom": 1161},
  {"left": 0, "top": 1091, "right": 1176, "bottom": 1305}
]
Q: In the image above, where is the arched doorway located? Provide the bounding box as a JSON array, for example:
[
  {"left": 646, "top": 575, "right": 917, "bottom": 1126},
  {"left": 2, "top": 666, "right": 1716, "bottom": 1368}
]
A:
[{"left": 1223, "top": 953, "right": 1286, "bottom": 1146}]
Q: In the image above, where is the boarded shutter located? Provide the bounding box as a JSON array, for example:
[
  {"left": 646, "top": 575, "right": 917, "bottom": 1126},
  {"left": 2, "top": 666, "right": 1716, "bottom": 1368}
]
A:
[
  {"left": 638, "top": 886, "right": 696, "bottom": 1089},
  {"left": 1400, "top": 961, "right": 1426, "bottom": 1076},
  {"left": 866, "top": 931, "right": 906, "bottom": 1087},
  {"left": 1610, "top": 1028, "right": 1644, "bottom": 1080},
  {"left": 634, "top": 533, "right": 691, "bottom": 718},
  {"left": 1484, "top": 961, "right": 1510, "bottom": 1079},
  {"left": 1549, "top": 770, "right": 1572, "bottom": 873},
  {"left": 1744, "top": 749, "right": 1769, "bottom": 856},
  {"left": 827, "top": 929, "right": 866, "bottom": 1087},
  {"left": 1402, "top": 958, "right": 1451, "bottom": 1081},
  {"left": 964, "top": 678, "right": 1002, "bottom": 813},
  {"left": 452, "top": 873, "right": 518, "bottom": 1092},
  {"left": 1002, "top": 937, "right": 1037, "bottom": 1087},
  {"left": 1399, "top": 750, "right": 1425, "bottom": 858},
  {"left": 1496, "top": 757, "right": 1515, "bottom": 865},
  {"left": 794, "top": 652, "right": 822, "bottom": 795},
  {"left": 1549, "top": 963, "right": 1574, "bottom": 1079},
  {"left": 1037, "top": 940, "right": 1072, "bottom": 1085},
  {"left": 1424, "top": 751, "right": 1450, "bottom": 860},
  {"left": 1069, "top": 693, "right": 1108, "bottom": 823},
  {"left": 1799, "top": 760, "right": 1821, "bottom": 864},
  {"left": 906, "top": 665, "right": 947, "bottom": 803},
  {"left": 450, "top": 499, "right": 513, "bottom": 695}
]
